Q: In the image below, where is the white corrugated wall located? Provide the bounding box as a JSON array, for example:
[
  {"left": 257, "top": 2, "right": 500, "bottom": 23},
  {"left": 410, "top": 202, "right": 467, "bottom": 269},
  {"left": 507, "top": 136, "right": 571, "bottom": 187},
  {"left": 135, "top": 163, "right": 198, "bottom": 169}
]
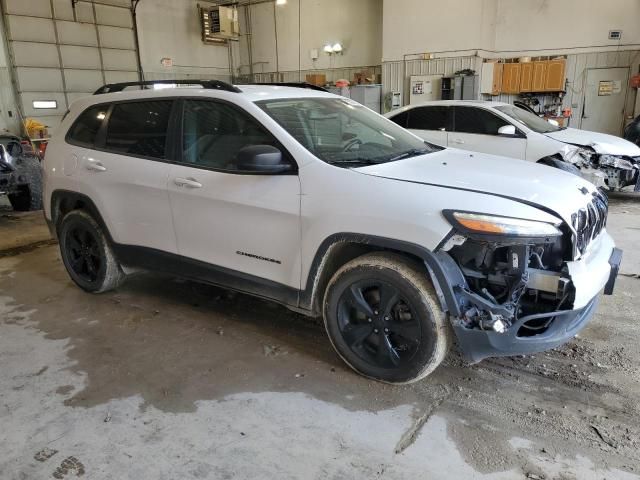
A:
[{"left": 249, "top": 65, "right": 382, "bottom": 85}]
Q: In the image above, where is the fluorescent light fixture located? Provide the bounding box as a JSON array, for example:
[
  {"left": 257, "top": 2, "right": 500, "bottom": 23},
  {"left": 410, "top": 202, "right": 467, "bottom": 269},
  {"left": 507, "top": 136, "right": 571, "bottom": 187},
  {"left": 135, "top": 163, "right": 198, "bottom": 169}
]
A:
[
  {"left": 32, "top": 100, "right": 57, "bottom": 109},
  {"left": 276, "top": 0, "right": 287, "bottom": 4},
  {"left": 332, "top": 43, "right": 343, "bottom": 53},
  {"left": 153, "top": 83, "right": 177, "bottom": 90},
  {"left": 323, "top": 44, "right": 333, "bottom": 54}
]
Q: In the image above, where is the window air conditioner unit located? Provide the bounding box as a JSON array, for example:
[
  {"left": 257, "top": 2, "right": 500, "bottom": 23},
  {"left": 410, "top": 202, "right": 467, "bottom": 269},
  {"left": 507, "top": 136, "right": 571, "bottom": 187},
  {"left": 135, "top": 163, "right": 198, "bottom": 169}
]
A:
[{"left": 200, "top": 5, "right": 239, "bottom": 44}]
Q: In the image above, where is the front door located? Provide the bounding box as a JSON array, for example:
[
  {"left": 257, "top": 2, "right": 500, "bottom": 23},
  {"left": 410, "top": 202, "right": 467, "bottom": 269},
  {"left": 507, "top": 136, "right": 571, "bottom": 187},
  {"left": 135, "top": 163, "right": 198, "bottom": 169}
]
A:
[
  {"left": 406, "top": 105, "right": 450, "bottom": 147},
  {"left": 449, "top": 106, "right": 527, "bottom": 159},
  {"left": 167, "top": 99, "right": 301, "bottom": 289},
  {"left": 581, "top": 67, "right": 629, "bottom": 135}
]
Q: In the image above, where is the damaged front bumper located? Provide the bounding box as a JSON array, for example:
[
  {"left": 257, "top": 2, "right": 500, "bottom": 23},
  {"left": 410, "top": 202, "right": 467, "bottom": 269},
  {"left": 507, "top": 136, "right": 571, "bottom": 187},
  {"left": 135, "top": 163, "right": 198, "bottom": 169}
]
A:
[
  {"left": 427, "top": 231, "right": 622, "bottom": 364},
  {"left": 452, "top": 295, "right": 600, "bottom": 363}
]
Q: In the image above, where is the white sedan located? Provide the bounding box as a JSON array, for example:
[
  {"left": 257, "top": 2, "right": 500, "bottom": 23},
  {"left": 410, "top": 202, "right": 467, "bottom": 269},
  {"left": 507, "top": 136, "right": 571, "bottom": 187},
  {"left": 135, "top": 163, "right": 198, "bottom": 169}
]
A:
[{"left": 385, "top": 100, "right": 640, "bottom": 191}]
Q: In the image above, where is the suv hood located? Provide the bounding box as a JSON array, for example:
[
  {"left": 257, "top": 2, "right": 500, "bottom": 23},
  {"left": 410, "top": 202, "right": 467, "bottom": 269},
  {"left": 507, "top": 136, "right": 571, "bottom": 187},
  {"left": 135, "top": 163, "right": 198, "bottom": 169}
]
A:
[
  {"left": 355, "top": 149, "right": 597, "bottom": 224},
  {"left": 545, "top": 127, "right": 640, "bottom": 156}
]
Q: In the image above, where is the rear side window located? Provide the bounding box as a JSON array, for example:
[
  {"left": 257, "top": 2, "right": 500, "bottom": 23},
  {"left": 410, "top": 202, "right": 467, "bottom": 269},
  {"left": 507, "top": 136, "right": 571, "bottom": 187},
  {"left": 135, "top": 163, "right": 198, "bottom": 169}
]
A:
[
  {"left": 407, "top": 106, "right": 450, "bottom": 131},
  {"left": 104, "top": 100, "right": 172, "bottom": 159},
  {"left": 454, "top": 106, "right": 509, "bottom": 135},
  {"left": 388, "top": 110, "right": 409, "bottom": 128},
  {"left": 66, "top": 104, "right": 109, "bottom": 147}
]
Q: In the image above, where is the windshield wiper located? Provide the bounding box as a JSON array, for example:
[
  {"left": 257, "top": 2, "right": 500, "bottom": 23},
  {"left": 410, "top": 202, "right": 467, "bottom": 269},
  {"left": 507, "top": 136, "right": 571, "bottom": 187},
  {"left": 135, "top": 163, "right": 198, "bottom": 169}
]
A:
[
  {"left": 387, "top": 148, "right": 429, "bottom": 162},
  {"left": 328, "top": 158, "right": 380, "bottom": 166}
]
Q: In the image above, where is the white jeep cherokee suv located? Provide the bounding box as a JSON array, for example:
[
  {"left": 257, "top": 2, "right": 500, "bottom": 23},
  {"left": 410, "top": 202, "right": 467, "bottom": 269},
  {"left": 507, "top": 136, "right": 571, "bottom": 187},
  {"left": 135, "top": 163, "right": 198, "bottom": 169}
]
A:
[{"left": 43, "top": 80, "right": 622, "bottom": 384}]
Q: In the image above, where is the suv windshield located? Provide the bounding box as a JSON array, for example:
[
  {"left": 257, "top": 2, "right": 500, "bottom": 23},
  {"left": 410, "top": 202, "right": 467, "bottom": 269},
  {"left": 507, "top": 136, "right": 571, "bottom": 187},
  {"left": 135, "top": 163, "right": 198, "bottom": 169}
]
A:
[
  {"left": 257, "top": 97, "right": 436, "bottom": 166},
  {"left": 495, "top": 105, "right": 561, "bottom": 134}
]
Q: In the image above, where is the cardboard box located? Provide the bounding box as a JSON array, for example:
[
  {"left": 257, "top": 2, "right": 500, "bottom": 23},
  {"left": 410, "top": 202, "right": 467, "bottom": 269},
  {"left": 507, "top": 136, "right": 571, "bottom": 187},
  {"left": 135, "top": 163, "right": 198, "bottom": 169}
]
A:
[
  {"left": 306, "top": 74, "right": 326, "bottom": 86},
  {"left": 353, "top": 69, "right": 375, "bottom": 85}
]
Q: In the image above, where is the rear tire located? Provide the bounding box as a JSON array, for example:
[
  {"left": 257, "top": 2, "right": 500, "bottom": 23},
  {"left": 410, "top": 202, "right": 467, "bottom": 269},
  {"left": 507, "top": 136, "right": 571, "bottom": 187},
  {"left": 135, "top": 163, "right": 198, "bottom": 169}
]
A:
[
  {"left": 8, "top": 157, "right": 42, "bottom": 211},
  {"left": 58, "top": 210, "right": 125, "bottom": 293},
  {"left": 323, "top": 252, "right": 451, "bottom": 384}
]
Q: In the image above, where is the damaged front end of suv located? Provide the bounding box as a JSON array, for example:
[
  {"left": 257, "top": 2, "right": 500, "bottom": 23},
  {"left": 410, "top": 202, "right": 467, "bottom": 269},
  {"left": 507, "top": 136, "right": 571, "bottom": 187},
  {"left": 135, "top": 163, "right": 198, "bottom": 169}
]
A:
[{"left": 434, "top": 191, "right": 620, "bottom": 363}]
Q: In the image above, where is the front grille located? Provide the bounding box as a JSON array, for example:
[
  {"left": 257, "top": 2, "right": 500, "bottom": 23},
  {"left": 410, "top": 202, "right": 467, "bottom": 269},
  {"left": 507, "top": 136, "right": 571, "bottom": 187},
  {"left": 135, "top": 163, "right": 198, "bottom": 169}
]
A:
[{"left": 571, "top": 190, "right": 608, "bottom": 256}]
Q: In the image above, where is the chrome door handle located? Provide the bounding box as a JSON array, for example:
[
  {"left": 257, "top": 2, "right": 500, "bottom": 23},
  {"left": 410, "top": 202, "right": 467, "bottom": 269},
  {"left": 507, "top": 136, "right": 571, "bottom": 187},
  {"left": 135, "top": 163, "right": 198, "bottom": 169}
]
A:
[
  {"left": 451, "top": 139, "right": 464, "bottom": 144},
  {"left": 174, "top": 177, "right": 202, "bottom": 188},
  {"left": 85, "top": 158, "right": 106, "bottom": 172}
]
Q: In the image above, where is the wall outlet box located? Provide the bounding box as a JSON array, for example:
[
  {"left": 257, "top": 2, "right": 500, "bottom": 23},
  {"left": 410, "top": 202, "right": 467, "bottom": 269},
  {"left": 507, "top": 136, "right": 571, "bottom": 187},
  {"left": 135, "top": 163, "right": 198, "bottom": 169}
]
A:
[{"left": 608, "top": 30, "right": 622, "bottom": 40}]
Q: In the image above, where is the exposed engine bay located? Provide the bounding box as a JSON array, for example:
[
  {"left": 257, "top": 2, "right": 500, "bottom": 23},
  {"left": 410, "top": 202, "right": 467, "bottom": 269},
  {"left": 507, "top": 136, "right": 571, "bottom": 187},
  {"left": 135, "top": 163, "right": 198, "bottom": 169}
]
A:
[
  {"left": 565, "top": 146, "right": 640, "bottom": 192},
  {"left": 445, "top": 234, "right": 574, "bottom": 337}
]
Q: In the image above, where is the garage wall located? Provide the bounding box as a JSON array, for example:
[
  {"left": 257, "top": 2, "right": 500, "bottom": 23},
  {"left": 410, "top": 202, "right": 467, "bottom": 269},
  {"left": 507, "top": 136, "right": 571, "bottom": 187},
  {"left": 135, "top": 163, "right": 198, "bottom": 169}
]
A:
[
  {"left": 0, "top": 0, "right": 139, "bottom": 135},
  {"left": 494, "top": 0, "right": 640, "bottom": 54},
  {"left": 382, "top": 0, "right": 640, "bottom": 61},
  {"left": 237, "top": 0, "right": 382, "bottom": 81},
  {"left": 382, "top": 0, "right": 498, "bottom": 61},
  {"left": 136, "top": 0, "right": 233, "bottom": 82},
  {"left": 0, "top": 13, "right": 19, "bottom": 133}
]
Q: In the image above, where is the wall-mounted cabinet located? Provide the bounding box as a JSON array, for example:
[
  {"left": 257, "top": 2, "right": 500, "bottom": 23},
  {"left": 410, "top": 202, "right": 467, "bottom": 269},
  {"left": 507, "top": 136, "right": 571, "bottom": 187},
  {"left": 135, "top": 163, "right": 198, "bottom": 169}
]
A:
[
  {"left": 544, "top": 59, "right": 566, "bottom": 91},
  {"left": 531, "top": 61, "right": 547, "bottom": 91},
  {"left": 501, "top": 63, "right": 522, "bottom": 94},
  {"left": 519, "top": 62, "right": 534, "bottom": 92},
  {"left": 480, "top": 62, "right": 503, "bottom": 95},
  {"left": 491, "top": 59, "right": 566, "bottom": 94}
]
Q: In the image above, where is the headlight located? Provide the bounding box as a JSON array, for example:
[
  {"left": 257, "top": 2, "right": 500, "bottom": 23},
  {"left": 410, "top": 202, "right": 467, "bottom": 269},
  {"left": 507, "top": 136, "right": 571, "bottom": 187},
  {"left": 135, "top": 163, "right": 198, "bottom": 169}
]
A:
[
  {"left": 561, "top": 146, "right": 592, "bottom": 165},
  {"left": 598, "top": 154, "right": 634, "bottom": 170},
  {"left": 444, "top": 211, "right": 562, "bottom": 237}
]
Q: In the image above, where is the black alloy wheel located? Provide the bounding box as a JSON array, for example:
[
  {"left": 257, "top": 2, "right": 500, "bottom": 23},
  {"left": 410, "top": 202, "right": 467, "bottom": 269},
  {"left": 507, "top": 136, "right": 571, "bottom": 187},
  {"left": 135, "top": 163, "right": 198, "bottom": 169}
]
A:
[
  {"left": 337, "top": 280, "right": 421, "bottom": 369},
  {"left": 324, "top": 252, "right": 450, "bottom": 384},
  {"left": 65, "top": 225, "right": 103, "bottom": 283},
  {"left": 58, "top": 210, "right": 125, "bottom": 293}
]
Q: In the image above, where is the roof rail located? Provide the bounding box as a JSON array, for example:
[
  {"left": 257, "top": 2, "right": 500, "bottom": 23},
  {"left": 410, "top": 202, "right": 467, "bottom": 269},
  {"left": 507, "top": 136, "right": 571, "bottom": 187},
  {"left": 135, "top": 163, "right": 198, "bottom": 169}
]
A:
[
  {"left": 93, "top": 79, "right": 242, "bottom": 95},
  {"left": 245, "top": 82, "right": 329, "bottom": 92}
]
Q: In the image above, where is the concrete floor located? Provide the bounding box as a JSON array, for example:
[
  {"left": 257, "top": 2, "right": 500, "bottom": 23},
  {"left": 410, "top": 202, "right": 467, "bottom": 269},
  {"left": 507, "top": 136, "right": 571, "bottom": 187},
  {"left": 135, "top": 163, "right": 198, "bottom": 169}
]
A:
[{"left": 1, "top": 197, "right": 640, "bottom": 480}]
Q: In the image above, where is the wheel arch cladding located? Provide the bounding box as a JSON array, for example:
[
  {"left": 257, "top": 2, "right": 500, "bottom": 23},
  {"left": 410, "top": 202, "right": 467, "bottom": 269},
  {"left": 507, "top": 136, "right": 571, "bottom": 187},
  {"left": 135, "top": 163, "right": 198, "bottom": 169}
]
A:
[
  {"left": 50, "top": 190, "right": 113, "bottom": 243},
  {"left": 300, "top": 233, "right": 462, "bottom": 317}
]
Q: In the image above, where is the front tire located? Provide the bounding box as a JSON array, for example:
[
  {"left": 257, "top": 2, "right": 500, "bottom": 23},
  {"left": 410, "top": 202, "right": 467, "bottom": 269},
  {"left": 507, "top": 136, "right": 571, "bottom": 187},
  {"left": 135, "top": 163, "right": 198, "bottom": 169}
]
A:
[
  {"left": 58, "top": 210, "right": 125, "bottom": 293},
  {"left": 323, "top": 252, "right": 451, "bottom": 384}
]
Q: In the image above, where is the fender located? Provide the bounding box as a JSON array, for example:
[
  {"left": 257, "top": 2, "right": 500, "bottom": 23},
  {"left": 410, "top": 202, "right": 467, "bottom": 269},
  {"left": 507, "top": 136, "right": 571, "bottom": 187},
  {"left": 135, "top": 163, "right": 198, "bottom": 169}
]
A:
[
  {"left": 49, "top": 190, "right": 114, "bottom": 243},
  {"left": 299, "top": 233, "right": 464, "bottom": 317}
]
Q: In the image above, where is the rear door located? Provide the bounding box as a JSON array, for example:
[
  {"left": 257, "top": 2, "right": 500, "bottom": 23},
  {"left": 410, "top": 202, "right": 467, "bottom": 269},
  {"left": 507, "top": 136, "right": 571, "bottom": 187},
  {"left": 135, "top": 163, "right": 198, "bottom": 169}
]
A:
[
  {"left": 450, "top": 106, "right": 526, "bottom": 159},
  {"left": 69, "top": 99, "right": 177, "bottom": 253},
  {"left": 166, "top": 99, "right": 301, "bottom": 289},
  {"left": 405, "top": 106, "right": 450, "bottom": 147}
]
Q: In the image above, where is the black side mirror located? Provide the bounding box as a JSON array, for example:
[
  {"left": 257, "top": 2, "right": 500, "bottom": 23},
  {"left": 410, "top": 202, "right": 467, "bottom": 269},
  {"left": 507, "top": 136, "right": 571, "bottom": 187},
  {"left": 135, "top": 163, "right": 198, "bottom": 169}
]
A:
[{"left": 236, "top": 145, "right": 292, "bottom": 173}]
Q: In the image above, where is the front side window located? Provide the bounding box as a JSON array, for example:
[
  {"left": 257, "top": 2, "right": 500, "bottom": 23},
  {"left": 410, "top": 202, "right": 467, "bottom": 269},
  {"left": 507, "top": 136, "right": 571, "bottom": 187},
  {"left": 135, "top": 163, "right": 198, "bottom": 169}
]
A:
[
  {"left": 181, "top": 100, "right": 278, "bottom": 170},
  {"left": 66, "top": 104, "right": 109, "bottom": 147},
  {"left": 495, "top": 105, "right": 561, "bottom": 134},
  {"left": 454, "top": 106, "right": 510, "bottom": 135},
  {"left": 257, "top": 97, "right": 435, "bottom": 166},
  {"left": 407, "top": 106, "right": 450, "bottom": 131},
  {"left": 104, "top": 100, "right": 172, "bottom": 159}
]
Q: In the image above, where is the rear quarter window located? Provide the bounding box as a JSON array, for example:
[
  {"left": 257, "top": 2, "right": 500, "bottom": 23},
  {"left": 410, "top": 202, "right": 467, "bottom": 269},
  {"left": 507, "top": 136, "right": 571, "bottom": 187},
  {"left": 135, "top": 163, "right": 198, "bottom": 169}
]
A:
[
  {"left": 104, "top": 101, "right": 172, "bottom": 159},
  {"left": 66, "top": 104, "right": 109, "bottom": 148}
]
